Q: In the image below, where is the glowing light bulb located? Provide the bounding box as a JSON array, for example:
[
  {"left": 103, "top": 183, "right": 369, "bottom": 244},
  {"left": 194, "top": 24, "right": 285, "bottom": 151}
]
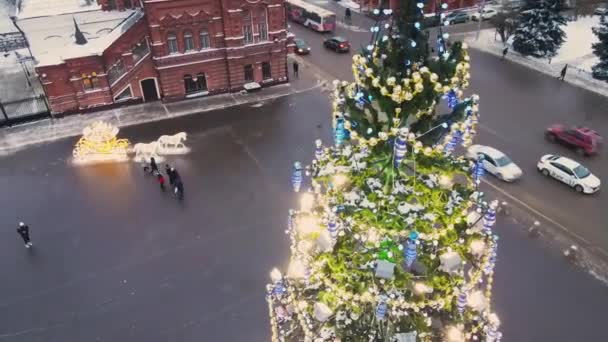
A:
[{"left": 270, "top": 268, "right": 282, "bottom": 282}]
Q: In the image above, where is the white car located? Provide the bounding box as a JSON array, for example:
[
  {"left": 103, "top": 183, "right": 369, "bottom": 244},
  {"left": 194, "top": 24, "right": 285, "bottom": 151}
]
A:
[
  {"left": 537, "top": 154, "right": 601, "bottom": 194},
  {"left": 465, "top": 145, "right": 523, "bottom": 182},
  {"left": 471, "top": 8, "right": 498, "bottom": 21}
]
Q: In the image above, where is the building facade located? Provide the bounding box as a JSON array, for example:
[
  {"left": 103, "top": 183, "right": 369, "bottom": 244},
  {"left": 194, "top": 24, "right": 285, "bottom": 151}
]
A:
[
  {"left": 30, "top": 0, "right": 289, "bottom": 114},
  {"left": 362, "top": 0, "right": 477, "bottom": 13}
]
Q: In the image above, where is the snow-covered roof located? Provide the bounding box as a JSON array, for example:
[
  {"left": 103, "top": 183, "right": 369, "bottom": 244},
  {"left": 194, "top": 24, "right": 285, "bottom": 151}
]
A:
[
  {"left": 17, "top": 0, "right": 102, "bottom": 19},
  {"left": 18, "top": 9, "right": 143, "bottom": 67}
]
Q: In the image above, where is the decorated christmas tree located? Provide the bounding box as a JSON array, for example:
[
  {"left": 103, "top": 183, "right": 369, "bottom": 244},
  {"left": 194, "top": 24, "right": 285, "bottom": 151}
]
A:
[
  {"left": 266, "top": 1, "right": 502, "bottom": 341},
  {"left": 512, "top": 0, "right": 566, "bottom": 57},
  {"left": 592, "top": 15, "right": 608, "bottom": 81}
]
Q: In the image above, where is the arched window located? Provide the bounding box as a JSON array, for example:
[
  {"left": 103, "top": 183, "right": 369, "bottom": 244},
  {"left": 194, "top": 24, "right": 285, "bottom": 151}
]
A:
[
  {"left": 243, "top": 11, "right": 253, "bottom": 45},
  {"left": 258, "top": 8, "right": 268, "bottom": 42},
  {"left": 184, "top": 31, "right": 194, "bottom": 51},
  {"left": 199, "top": 31, "right": 210, "bottom": 49},
  {"left": 167, "top": 32, "right": 178, "bottom": 54},
  {"left": 184, "top": 73, "right": 207, "bottom": 94}
]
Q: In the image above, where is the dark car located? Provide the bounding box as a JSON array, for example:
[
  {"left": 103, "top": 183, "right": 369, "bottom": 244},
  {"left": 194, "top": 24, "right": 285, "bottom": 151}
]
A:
[
  {"left": 323, "top": 36, "right": 350, "bottom": 53},
  {"left": 546, "top": 124, "right": 603, "bottom": 156},
  {"left": 294, "top": 38, "right": 311, "bottom": 55},
  {"left": 445, "top": 11, "right": 469, "bottom": 24}
]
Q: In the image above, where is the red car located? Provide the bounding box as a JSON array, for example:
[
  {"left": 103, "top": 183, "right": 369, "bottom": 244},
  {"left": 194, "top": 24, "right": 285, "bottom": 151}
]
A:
[{"left": 545, "top": 124, "right": 602, "bottom": 156}]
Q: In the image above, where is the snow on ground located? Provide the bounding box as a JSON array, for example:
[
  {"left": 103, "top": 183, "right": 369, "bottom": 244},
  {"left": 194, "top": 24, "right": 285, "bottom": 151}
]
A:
[
  {"left": 336, "top": 0, "right": 361, "bottom": 12},
  {"left": 465, "top": 22, "right": 608, "bottom": 97},
  {"left": 553, "top": 15, "right": 600, "bottom": 72}
]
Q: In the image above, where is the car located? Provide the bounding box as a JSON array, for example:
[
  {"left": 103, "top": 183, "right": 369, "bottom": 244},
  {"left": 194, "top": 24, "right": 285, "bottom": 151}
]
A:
[
  {"left": 545, "top": 124, "right": 602, "bottom": 156},
  {"left": 471, "top": 8, "right": 498, "bottom": 21},
  {"left": 595, "top": 5, "right": 608, "bottom": 15},
  {"left": 294, "top": 38, "right": 311, "bottom": 55},
  {"left": 323, "top": 36, "right": 350, "bottom": 53},
  {"left": 445, "top": 11, "right": 469, "bottom": 24},
  {"left": 537, "top": 154, "right": 600, "bottom": 194},
  {"left": 465, "top": 145, "right": 523, "bottom": 182}
]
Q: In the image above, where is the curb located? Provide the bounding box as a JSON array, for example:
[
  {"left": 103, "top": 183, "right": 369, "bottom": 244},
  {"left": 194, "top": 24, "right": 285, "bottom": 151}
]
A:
[
  {"left": 0, "top": 83, "right": 323, "bottom": 156},
  {"left": 464, "top": 33, "right": 608, "bottom": 98}
]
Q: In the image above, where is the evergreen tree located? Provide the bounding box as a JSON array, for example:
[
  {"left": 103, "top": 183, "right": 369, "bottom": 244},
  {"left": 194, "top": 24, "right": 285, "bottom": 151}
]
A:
[
  {"left": 512, "top": 0, "right": 566, "bottom": 57},
  {"left": 592, "top": 15, "right": 608, "bottom": 81},
  {"left": 266, "top": 1, "right": 502, "bottom": 341}
]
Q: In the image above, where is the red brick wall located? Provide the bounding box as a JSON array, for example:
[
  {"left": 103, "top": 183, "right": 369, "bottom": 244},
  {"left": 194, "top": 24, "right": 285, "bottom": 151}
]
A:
[{"left": 38, "top": 0, "right": 289, "bottom": 114}]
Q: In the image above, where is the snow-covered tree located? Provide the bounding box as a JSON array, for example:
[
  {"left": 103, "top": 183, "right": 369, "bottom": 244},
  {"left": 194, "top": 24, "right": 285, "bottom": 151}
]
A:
[
  {"left": 266, "top": 1, "right": 502, "bottom": 341},
  {"left": 512, "top": 0, "right": 567, "bottom": 57},
  {"left": 592, "top": 15, "right": 608, "bottom": 81}
]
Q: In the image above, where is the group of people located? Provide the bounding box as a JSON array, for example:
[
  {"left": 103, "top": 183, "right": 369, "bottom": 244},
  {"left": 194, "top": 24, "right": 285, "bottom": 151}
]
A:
[{"left": 144, "top": 157, "right": 185, "bottom": 199}]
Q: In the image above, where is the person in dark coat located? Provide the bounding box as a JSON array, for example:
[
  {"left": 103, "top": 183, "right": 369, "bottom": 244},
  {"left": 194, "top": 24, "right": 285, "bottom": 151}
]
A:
[
  {"left": 292, "top": 61, "right": 299, "bottom": 78},
  {"left": 150, "top": 157, "right": 159, "bottom": 174},
  {"left": 17, "top": 222, "right": 32, "bottom": 248},
  {"left": 165, "top": 164, "right": 175, "bottom": 185},
  {"left": 502, "top": 46, "right": 509, "bottom": 59},
  {"left": 171, "top": 168, "right": 184, "bottom": 199},
  {"left": 559, "top": 64, "right": 568, "bottom": 81}
]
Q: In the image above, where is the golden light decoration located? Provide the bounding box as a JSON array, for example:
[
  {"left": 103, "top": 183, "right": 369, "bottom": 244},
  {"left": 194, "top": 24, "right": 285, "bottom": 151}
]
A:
[{"left": 72, "top": 121, "right": 130, "bottom": 164}]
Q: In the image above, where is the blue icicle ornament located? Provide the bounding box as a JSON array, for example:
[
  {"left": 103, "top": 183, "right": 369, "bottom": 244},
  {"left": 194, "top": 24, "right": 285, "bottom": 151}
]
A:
[
  {"left": 292, "top": 162, "right": 303, "bottom": 192},
  {"left": 375, "top": 295, "right": 388, "bottom": 320},
  {"left": 444, "top": 130, "right": 462, "bottom": 154},
  {"left": 334, "top": 116, "right": 346, "bottom": 147},
  {"left": 457, "top": 290, "right": 467, "bottom": 314},
  {"left": 327, "top": 216, "right": 338, "bottom": 240},
  {"left": 473, "top": 155, "right": 485, "bottom": 183},
  {"left": 447, "top": 89, "right": 459, "bottom": 109},
  {"left": 314, "top": 139, "right": 324, "bottom": 160},
  {"left": 483, "top": 201, "right": 498, "bottom": 235},
  {"left": 393, "top": 128, "right": 408, "bottom": 168},
  {"left": 404, "top": 231, "right": 419, "bottom": 268}
]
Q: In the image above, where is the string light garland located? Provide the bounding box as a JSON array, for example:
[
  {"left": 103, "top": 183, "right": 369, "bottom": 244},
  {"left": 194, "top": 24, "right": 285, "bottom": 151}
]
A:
[{"left": 267, "top": 1, "right": 501, "bottom": 340}]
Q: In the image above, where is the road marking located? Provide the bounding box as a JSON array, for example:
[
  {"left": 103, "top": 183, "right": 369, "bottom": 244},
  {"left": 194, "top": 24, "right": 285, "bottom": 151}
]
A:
[{"left": 481, "top": 178, "right": 608, "bottom": 259}]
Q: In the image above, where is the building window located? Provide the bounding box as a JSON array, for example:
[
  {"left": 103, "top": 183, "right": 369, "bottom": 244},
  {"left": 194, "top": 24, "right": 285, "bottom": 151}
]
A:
[
  {"left": 82, "top": 73, "right": 100, "bottom": 91},
  {"left": 244, "top": 64, "right": 254, "bottom": 82},
  {"left": 124, "top": 0, "right": 132, "bottom": 8},
  {"left": 107, "top": 0, "right": 116, "bottom": 10},
  {"left": 132, "top": 38, "right": 149, "bottom": 64},
  {"left": 167, "top": 32, "right": 178, "bottom": 54},
  {"left": 184, "top": 73, "right": 208, "bottom": 94},
  {"left": 199, "top": 31, "right": 210, "bottom": 49},
  {"left": 184, "top": 31, "right": 194, "bottom": 51},
  {"left": 258, "top": 9, "right": 268, "bottom": 42},
  {"left": 262, "top": 62, "right": 271, "bottom": 79},
  {"left": 114, "top": 86, "right": 132, "bottom": 102},
  {"left": 107, "top": 59, "right": 126, "bottom": 85},
  {"left": 243, "top": 12, "right": 253, "bottom": 45}
]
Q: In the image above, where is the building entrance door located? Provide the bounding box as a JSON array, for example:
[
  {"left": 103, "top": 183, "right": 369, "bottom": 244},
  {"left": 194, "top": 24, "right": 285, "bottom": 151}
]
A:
[{"left": 140, "top": 79, "right": 159, "bottom": 102}]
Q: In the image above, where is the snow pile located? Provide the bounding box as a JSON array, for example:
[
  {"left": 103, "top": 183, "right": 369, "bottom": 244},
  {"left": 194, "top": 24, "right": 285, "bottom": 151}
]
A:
[{"left": 554, "top": 16, "right": 600, "bottom": 71}]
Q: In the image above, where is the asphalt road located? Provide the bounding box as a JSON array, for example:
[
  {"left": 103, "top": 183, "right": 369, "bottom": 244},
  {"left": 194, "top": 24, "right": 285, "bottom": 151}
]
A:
[
  {"left": 0, "top": 91, "right": 607, "bottom": 341},
  {"left": 289, "top": 11, "right": 608, "bottom": 258}
]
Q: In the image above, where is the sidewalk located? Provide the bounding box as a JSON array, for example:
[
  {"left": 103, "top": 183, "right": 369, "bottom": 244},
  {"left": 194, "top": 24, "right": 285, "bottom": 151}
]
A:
[
  {"left": 464, "top": 29, "right": 608, "bottom": 98},
  {"left": 0, "top": 55, "right": 325, "bottom": 156}
]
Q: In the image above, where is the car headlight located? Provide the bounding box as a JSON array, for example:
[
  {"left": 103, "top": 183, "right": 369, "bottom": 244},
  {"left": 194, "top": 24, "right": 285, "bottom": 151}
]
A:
[{"left": 298, "top": 49, "right": 303, "bottom": 52}]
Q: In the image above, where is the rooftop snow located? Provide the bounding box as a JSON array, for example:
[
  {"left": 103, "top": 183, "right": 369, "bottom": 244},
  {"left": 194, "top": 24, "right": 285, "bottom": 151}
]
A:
[
  {"left": 18, "top": 0, "right": 101, "bottom": 19},
  {"left": 18, "top": 9, "right": 142, "bottom": 67}
]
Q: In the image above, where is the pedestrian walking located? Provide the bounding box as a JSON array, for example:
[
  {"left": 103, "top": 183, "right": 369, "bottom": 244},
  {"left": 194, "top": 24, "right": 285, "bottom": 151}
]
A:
[
  {"left": 171, "top": 168, "right": 184, "bottom": 199},
  {"left": 149, "top": 157, "right": 159, "bottom": 174},
  {"left": 157, "top": 172, "right": 166, "bottom": 191},
  {"left": 292, "top": 61, "right": 299, "bottom": 79},
  {"left": 502, "top": 46, "right": 508, "bottom": 59},
  {"left": 17, "top": 222, "right": 32, "bottom": 248},
  {"left": 559, "top": 64, "right": 568, "bottom": 81},
  {"left": 165, "top": 164, "right": 176, "bottom": 185},
  {"left": 344, "top": 8, "right": 352, "bottom": 25}
]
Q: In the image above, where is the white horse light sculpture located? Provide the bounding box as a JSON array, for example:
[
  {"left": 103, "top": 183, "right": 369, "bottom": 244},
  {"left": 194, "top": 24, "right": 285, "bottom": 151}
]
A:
[
  {"left": 133, "top": 141, "right": 163, "bottom": 163},
  {"left": 157, "top": 132, "right": 190, "bottom": 155}
]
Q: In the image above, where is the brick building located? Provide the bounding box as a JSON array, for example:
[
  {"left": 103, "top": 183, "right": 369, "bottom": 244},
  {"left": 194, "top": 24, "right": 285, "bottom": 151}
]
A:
[{"left": 17, "top": 0, "right": 289, "bottom": 114}]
